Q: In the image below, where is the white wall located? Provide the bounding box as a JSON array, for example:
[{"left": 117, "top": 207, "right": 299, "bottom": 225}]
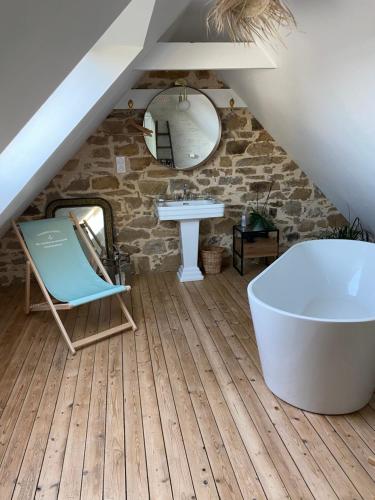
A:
[
  {"left": 221, "top": 0, "right": 375, "bottom": 232},
  {"left": 160, "top": 0, "right": 222, "bottom": 42},
  {"left": 0, "top": 0, "right": 131, "bottom": 152}
]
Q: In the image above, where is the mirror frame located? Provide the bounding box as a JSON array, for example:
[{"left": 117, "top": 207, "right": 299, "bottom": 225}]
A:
[
  {"left": 143, "top": 85, "right": 222, "bottom": 171},
  {"left": 45, "top": 197, "right": 115, "bottom": 261}
]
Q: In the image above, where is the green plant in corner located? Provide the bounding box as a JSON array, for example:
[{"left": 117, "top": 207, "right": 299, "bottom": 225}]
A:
[{"left": 320, "top": 216, "right": 370, "bottom": 241}]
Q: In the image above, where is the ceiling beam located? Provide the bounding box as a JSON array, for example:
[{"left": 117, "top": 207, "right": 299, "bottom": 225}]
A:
[
  {"left": 116, "top": 88, "right": 248, "bottom": 109},
  {"left": 135, "top": 42, "right": 276, "bottom": 71}
]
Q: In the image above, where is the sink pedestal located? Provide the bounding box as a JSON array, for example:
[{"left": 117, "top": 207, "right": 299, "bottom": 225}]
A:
[
  {"left": 156, "top": 198, "right": 224, "bottom": 283},
  {"left": 177, "top": 220, "right": 204, "bottom": 282}
]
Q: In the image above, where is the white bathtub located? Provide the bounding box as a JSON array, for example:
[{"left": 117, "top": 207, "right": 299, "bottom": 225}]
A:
[{"left": 248, "top": 240, "right": 375, "bottom": 414}]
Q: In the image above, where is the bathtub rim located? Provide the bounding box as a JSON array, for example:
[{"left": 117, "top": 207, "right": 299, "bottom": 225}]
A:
[{"left": 248, "top": 239, "right": 375, "bottom": 324}]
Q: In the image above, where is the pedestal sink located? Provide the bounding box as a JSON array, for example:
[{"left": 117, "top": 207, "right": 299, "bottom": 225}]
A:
[{"left": 156, "top": 198, "right": 225, "bottom": 282}]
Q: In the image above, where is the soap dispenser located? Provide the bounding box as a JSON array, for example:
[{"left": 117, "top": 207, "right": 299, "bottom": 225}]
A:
[{"left": 240, "top": 207, "right": 249, "bottom": 228}]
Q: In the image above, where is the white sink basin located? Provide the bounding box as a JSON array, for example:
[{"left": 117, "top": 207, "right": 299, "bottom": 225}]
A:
[
  {"left": 156, "top": 198, "right": 225, "bottom": 282},
  {"left": 157, "top": 198, "right": 224, "bottom": 221},
  {"left": 162, "top": 199, "right": 216, "bottom": 206}
]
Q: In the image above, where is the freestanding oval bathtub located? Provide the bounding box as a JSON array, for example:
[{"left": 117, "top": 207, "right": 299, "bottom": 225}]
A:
[{"left": 248, "top": 239, "right": 375, "bottom": 414}]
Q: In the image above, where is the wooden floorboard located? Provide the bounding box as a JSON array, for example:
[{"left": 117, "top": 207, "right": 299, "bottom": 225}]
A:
[
  {"left": 58, "top": 301, "right": 100, "bottom": 499},
  {"left": 159, "top": 273, "right": 243, "bottom": 500},
  {"left": 193, "top": 279, "right": 324, "bottom": 499},
  {"left": 104, "top": 297, "right": 126, "bottom": 500},
  {"left": 132, "top": 276, "right": 172, "bottom": 500},
  {"left": 139, "top": 274, "right": 196, "bottom": 500},
  {"left": 183, "top": 281, "right": 289, "bottom": 499},
  {"left": 0, "top": 269, "right": 373, "bottom": 499},
  {"left": 35, "top": 305, "right": 88, "bottom": 499},
  {"left": 164, "top": 272, "right": 266, "bottom": 499},
  {"left": 13, "top": 311, "right": 77, "bottom": 500},
  {"left": 147, "top": 273, "right": 220, "bottom": 499}
]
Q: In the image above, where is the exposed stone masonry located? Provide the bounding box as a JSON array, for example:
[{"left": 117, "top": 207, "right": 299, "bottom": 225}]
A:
[{"left": 0, "top": 71, "right": 344, "bottom": 286}]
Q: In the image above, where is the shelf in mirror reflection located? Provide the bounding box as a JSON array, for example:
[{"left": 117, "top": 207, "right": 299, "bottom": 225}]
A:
[{"left": 143, "top": 86, "right": 221, "bottom": 171}]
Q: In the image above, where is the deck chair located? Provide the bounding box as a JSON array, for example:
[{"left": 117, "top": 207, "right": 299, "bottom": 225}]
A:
[{"left": 13, "top": 213, "right": 136, "bottom": 354}]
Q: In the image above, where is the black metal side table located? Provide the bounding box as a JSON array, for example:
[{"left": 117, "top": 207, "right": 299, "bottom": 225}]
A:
[{"left": 233, "top": 225, "right": 280, "bottom": 275}]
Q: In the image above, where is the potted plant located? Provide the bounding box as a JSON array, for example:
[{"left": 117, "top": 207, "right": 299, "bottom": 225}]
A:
[
  {"left": 249, "top": 181, "right": 276, "bottom": 231},
  {"left": 320, "top": 216, "right": 370, "bottom": 241}
]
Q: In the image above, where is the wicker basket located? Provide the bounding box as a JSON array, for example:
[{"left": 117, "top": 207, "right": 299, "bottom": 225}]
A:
[{"left": 201, "top": 246, "right": 224, "bottom": 274}]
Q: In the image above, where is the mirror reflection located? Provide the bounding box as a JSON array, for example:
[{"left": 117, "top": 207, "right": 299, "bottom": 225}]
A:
[
  {"left": 144, "top": 86, "right": 221, "bottom": 170},
  {"left": 54, "top": 206, "right": 107, "bottom": 258}
]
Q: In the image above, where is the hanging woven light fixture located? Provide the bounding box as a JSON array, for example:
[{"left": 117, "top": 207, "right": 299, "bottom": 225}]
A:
[{"left": 207, "top": 0, "right": 296, "bottom": 43}]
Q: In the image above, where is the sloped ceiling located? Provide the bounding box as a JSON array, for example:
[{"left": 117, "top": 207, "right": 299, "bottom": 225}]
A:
[
  {"left": 0, "top": 0, "right": 191, "bottom": 235},
  {"left": 220, "top": 0, "right": 375, "bottom": 232},
  {"left": 165, "top": 0, "right": 375, "bottom": 232},
  {"left": 0, "top": 0, "right": 132, "bottom": 153}
]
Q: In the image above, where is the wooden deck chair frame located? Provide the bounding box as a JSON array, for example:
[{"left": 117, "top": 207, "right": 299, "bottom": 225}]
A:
[{"left": 12, "top": 213, "right": 136, "bottom": 355}]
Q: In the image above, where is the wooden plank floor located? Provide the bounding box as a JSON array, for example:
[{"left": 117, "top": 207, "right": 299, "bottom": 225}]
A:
[{"left": 0, "top": 267, "right": 374, "bottom": 499}]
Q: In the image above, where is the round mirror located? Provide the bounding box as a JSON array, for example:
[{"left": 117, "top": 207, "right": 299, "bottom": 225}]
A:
[{"left": 143, "top": 86, "right": 221, "bottom": 170}]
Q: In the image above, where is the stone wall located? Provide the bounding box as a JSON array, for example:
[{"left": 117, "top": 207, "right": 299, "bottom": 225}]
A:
[{"left": 0, "top": 71, "right": 344, "bottom": 286}]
